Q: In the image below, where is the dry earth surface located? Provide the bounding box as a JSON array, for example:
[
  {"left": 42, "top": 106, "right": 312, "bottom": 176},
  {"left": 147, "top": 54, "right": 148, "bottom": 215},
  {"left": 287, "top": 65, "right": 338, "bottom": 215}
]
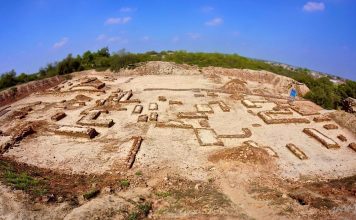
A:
[{"left": 0, "top": 61, "right": 355, "bottom": 219}]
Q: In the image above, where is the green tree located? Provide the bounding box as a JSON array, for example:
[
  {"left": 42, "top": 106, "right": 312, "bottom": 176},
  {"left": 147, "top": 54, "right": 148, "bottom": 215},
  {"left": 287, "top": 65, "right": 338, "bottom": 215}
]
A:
[
  {"left": 0, "top": 70, "right": 17, "bottom": 90},
  {"left": 97, "top": 47, "right": 110, "bottom": 57}
]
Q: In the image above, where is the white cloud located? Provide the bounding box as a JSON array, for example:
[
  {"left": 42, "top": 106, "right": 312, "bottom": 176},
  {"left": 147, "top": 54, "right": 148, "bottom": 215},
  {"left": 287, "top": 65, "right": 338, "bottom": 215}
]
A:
[
  {"left": 187, "top": 33, "right": 201, "bottom": 40},
  {"left": 96, "top": 34, "right": 107, "bottom": 41},
  {"left": 232, "top": 31, "right": 240, "bottom": 37},
  {"left": 120, "top": 7, "right": 136, "bottom": 13},
  {"left": 53, "top": 37, "right": 69, "bottom": 49},
  {"left": 172, "top": 36, "right": 180, "bottom": 43},
  {"left": 109, "top": 37, "right": 128, "bottom": 44},
  {"left": 105, "top": 16, "right": 132, "bottom": 25},
  {"left": 141, "top": 36, "right": 150, "bottom": 41},
  {"left": 201, "top": 6, "right": 214, "bottom": 13},
  {"left": 205, "top": 17, "right": 223, "bottom": 26},
  {"left": 303, "top": 2, "right": 325, "bottom": 12},
  {"left": 96, "top": 34, "right": 128, "bottom": 44}
]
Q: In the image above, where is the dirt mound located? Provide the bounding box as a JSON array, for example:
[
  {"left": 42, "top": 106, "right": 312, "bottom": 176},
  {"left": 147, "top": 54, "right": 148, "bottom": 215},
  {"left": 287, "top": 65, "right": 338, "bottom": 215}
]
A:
[
  {"left": 208, "top": 144, "right": 271, "bottom": 165},
  {"left": 328, "top": 110, "right": 356, "bottom": 134},
  {"left": 122, "top": 61, "right": 201, "bottom": 75},
  {"left": 203, "top": 67, "right": 310, "bottom": 96},
  {"left": 220, "top": 79, "right": 249, "bottom": 94}
]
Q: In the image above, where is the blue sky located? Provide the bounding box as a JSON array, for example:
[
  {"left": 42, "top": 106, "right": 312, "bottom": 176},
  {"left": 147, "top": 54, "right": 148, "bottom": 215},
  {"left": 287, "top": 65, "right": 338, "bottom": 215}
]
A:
[{"left": 0, "top": 0, "right": 355, "bottom": 80}]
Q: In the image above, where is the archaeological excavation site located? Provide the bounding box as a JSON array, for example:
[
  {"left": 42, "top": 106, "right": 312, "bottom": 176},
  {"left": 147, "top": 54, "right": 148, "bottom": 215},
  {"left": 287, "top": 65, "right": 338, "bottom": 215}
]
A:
[{"left": 0, "top": 61, "right": 355, "bottom": 219}]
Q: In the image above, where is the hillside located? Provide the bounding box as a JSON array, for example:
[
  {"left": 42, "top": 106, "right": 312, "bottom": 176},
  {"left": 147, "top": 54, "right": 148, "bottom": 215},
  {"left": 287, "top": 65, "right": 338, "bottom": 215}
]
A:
[{"left": 1, "top": 50, "right": 355, "bottom": 110}]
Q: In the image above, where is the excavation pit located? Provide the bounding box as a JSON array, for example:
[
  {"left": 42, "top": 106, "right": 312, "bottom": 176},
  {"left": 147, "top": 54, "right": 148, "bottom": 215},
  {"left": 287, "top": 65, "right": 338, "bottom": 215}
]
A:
[
  {"left": 132, "top": 105, "right": 143, "bottom": 114},
  {"left": 149, "top": 103, "right": 158, "bottom": 111},
  {"left": 137, "top": 115, "right": 148, "bottom": 122},
  {"left": 217, "top": 128, "right": 252, "bottom": 139},
  {"left": 195, "top": 104, "right": 214, "bottom": 114},
  {"left": 149, "top": 112, "right": 158, "bottom": 121},
  {"left": 258, "top": 111, "right": 310, "bottom": 124},
  {"left": 194, "top": 128, "right": 224, "bottom": 146}
]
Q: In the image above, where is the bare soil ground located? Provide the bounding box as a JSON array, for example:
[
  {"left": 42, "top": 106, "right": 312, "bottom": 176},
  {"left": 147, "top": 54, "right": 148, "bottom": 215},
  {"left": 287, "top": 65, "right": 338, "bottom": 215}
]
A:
[{"left": 0, "top": 62, "right": 355, "bottom": 219}]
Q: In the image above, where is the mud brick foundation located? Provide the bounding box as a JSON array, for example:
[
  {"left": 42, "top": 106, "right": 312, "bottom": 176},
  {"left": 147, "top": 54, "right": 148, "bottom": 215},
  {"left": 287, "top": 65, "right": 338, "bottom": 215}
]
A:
[
  {"left": 258, "top": 111, "right": 310, "bottom": 124},
  {"left": 156, "top": 120, "right": 193, "bottom": 129},
  {"left": 286, "top": 143, "right": 308, "bottom": 160},
  {"left": 194, "top": 128, "right": 224, "bottom": 146},
  {"left": 137, "top": 115, "right": 148, "bottom": 122},
  {"left": 303, "top": 128, "right": 340, "bottom": 149},
  {"left": 217, "top": 128, "right": 252, "bottom": 138},
  {"left": 149, "top": 103, "right": 158, "bottom": 111},
  {"left": 323, "top": 124, "right": 338, "bottom": 130},
  {"left": 207, "top": 92, "right": 218, "bottom": 97},
  {"left": 169, "top": 100, "right": 183, "bottom": 105},
  {"left": 87, "top": 111, "right": 101, "bottom": 120},
  {"left": 77, "top": 117, "right": 114, "bottom": 128},
  {"left": 120, "top": 90, "right": 133, "bottom": 101},
  {"left": 132, "top": 105, "right": 143, "bottom": 114},
  {"left": 290, "top": 106, "right": 320, "bottom": 116},
  {"left": 242, "top": 99, "right": 261, "bottom": 108},
  {"left": 348, "top": 142, "right": 356, "bottom": 152},
  {"left": 195, "top": 104, "right": 214, "bottom": 114},
  {"left": 313, "top": 115, "right": 331, "bottom": 122},
  {"left": 177, "top": 112, "right": 209, "bottom": 120},
  {"left": 208, "top": 101, "right": 230, "bottom": 112},
  {"left": 158, "top": 96, "right": 167, "bottom": 102},
  {"left": 53, "top": 125, "right": 98, "bottom": 139},
  {"left": 51, "top": 112, "right": 66, "bottom": 121},
  {"left": 149, "top": 112, "right": 158, "bottom": 121},
  {"left": 126, "top": 136, "right": 143, "bottom": 169},
  {"left": 337, "top": 134, "right": 347, "bottom": 142}
]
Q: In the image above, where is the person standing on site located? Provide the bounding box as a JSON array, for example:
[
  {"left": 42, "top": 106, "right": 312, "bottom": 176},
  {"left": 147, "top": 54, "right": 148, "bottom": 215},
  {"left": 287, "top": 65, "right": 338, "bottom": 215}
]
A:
[{"left": 289, "top": 84, "right": 297, "bottom": 104}]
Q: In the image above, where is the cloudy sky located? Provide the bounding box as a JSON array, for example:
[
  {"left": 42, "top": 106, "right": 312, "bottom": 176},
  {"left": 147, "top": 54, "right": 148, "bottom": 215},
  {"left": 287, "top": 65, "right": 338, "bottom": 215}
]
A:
[{"left": 0, "top": 0, "right": 355, "bottom": 80}]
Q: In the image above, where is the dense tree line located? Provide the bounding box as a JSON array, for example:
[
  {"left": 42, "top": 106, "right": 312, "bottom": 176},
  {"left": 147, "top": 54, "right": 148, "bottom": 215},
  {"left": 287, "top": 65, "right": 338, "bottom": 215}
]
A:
[{"left": 0, "top": 49, "right": 355, "bottom": 109}]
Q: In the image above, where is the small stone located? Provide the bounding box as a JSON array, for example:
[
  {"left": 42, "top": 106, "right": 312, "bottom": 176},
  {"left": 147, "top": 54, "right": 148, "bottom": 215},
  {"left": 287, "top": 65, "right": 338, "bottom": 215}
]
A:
[
  {"left": 103, "top": 186, "right": 113, "bottom": 194},
  {"left": 57, "top": 196, "right": 64, "bottom": 203}
]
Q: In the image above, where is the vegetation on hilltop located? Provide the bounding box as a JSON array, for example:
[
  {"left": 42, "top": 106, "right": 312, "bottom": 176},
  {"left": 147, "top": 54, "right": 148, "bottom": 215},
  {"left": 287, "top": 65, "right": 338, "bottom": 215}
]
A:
[{"left": 1, "top": 48, "right": 355, "bottom": 109}]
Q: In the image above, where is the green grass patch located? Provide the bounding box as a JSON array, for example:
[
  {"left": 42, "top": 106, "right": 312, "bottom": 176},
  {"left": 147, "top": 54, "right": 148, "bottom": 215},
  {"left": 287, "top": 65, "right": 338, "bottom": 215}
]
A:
[
  {"left": 127, "top": 202, "right": 152, "bottom": 220},
  {"left": 155, "top": 191, "right": 171, "bottom": 198},
  {"left": 135, "top": 171, "right": 142, "bottom": 176},
  {"left": 127, "top": 212, "right": 139, "bottom": 220},
  {"left": 138, "top": 202, "right": 152, "bottom": 216},
  {"left": 119, "top": 179, "right": 130, "bottom": 187},
  {"left": 2, "top": 169, "right": 47, "bottom": 196},
  {"left": 83, "top": 189, "right": 100, "bottom": 200}
]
